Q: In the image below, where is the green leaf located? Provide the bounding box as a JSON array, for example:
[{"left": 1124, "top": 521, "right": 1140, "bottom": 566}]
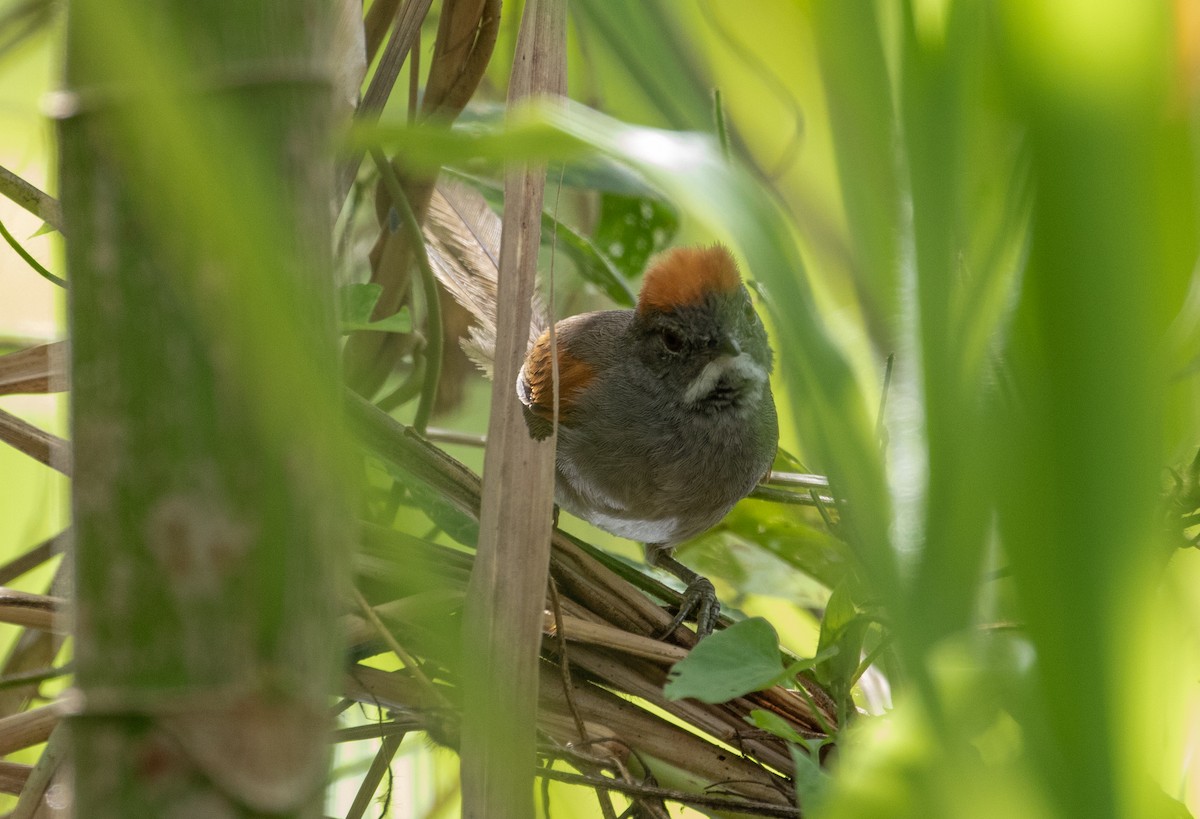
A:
[
  {"left": 748, "top": 709, "right": 830, "bottom": 810},
  {"left": 814, "top": 580, "right": 868, "bottom": 694},
  {"left": 790, "top": 742, "right": 831, "bottom": 812},
  {"left": 350, "top": 119, "right": 588, "bottom": 172},
  {"left": 337, "top": 283, "right": 412, "bottom": 334},
  {"left": 720, "top": 502, "right": 852, "bottom": 591},
  {"left": 664, "top": 617, "right": 784, "bottom": 703},
  {"left": 555, "top": 156, "right": 669, "bottom": 198},
  {"left": 747, "top": 707, "right": 807, "bottom": 744},
  {"left": 381, "top": 462, "right": 480, "bottom": 550},
  {"left": 592, "top": 192, "right": 678, "bottom": 279},
  {"left": 542, "top": 213, "right": 637, "bottom": 306},
  {"left": 338, "top": 283, "right": 381, "bottom": 325}
]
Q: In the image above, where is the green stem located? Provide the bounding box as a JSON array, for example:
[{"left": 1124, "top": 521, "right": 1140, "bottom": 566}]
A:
[
  {"left": 0, "top": 217, "right": 65, "bottom": 288},
  {"left": 712, "top": 87, "right": 731, "bottom": 161},
  {"left": 369, "top": 149, "right": 442, "bottom": 434}
]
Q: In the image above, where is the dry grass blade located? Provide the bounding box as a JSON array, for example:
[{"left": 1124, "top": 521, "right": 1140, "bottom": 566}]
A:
[
  {"left": 0, "top": 703, "right": 61, "bottom": 757},
  {"left": 536, "top": 769, "right": 800, "bottom": 819},
  {"left": 422, "top": 0, "right": 501, "bottom": 119},
  {"left": 335, "top": 0, "right": 436, "bottom": 202},
  {"left": 0, "top": 564, "right": 70, "bottom": 720},
  {"left": 542, "top": 612, "right": 688, "bottom": 663},
  {"left": 0, "top": 589, "right": 63, "bottom": 633},
  {"left": 0, "top": 341, "right": 69, "bottom": 396},
  {"left": 0, "top": 408, "right": 69, "bottom": 475},
  {"left": 457, "top": 0, "right": 564, "bottom": 811},
  {"left": 345, "top": 732, "right": 405, "bottom": 819},
  {"left": 10, "top": 725, "right": 65, "bottom": 819},
  {"left": 0, "top": 164, "right": 62, "bottom": 232},
  {"left": 344, "top": 0, "right": 501, "bottom": 396},
  {"left": 0, "top": 531, "right": 64, "bottom": 587},
  {"left": 0, "top": 760, "right": 32, "bottom": 796}
]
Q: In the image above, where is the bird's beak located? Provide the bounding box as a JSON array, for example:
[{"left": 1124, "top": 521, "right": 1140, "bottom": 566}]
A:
[{"left": 715, "top": 335, "right": 740, "bottom": 358}]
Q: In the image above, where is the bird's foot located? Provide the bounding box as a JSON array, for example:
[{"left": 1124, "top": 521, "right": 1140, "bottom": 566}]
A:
[
  {"left": 645, "top": 543, "right": 721, "bottom": 639},
  {"left": 659, "top": 575, "right": 720, "bottom": 639}
]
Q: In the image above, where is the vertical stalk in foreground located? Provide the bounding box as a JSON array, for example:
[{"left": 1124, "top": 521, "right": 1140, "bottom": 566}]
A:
[
  {"left": 61, "top": 1, "right": 348, "bottom": 816},
  {"left": 459, "top": 0, "right": 566, "bottom": 815}
]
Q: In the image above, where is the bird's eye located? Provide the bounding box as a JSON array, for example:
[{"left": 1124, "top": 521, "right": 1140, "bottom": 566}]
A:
[
  {"left": 743, "top": 299, "right": 758, "bottom": 322},
  {"left": 660, "top": 328, "right": 685, "bottom": 354}
]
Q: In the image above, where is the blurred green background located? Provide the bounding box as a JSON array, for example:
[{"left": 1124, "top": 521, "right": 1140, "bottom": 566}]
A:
[{"left": 4, "top": 0, "right": 1200, "bottom": 816}]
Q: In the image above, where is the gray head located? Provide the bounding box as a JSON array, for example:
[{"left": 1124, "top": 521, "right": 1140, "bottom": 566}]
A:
[{"left": 630, "top": 245, "right": 773, "bottom": 415}]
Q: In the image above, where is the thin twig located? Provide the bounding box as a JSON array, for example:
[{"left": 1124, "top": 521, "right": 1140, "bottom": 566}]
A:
[
  {"left": 334, "top": 720, "right": 421, "bottom": 743},
  {"left": 765, "top": 470, "right": 830, "bottom": 489},
  {"left": 424, "top": 426, "right": 486, "bottom": 447},
  {"left": 750, "top": 485, "right": 834, "bottom": 507},
  {"left": 10, "top": 724, "right": 65, "bottom": 819},
  {"left": 344, "top": 732, "right": 405, "bottom": 819},
  {"left": 0, "top": 665, "right": 71, "bottom": 693},
  {"left": 548, "top": 579, "right": 589, "bottom": 745},
  {"left": 350, "top": 585, "right": 449, "bottom": 710}
]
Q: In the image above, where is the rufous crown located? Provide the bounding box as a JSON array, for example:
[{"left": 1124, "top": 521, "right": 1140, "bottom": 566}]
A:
[{"left": 636, "top": 244, "right": 743, "bottom": 315}]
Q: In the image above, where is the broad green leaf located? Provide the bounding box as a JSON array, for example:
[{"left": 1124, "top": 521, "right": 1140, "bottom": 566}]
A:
[
  {"left": 721, "top": 502, "right": 851, "bottom": 591},
  {"left": 664, "top": 616, "right": 784, "bottom": 703}
]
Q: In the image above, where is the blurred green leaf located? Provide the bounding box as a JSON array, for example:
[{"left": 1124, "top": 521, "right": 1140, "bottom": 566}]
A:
[
  {"left": 380, "top": 462, "right": 479, "bottom": 550},
  {"left": 546, "top": 215, "right": 637, "bottom": 306},
  {"left": 0, "top": 0, "right": 56, "bottom": 61},
  {"left": 814, "top": 579, "right": 871, "bottom": 719},
  {"left": 571, "top": 0, "right": 717, "bottom": 131},
  {"left": 337, "top": 283, "right": 412, "bottom": 334},
  {"left": 350, "top": 119, "right": 589, "bottom": 172},
  {"left": 720, "top": 502, "right": 851, "bottom": 591}
]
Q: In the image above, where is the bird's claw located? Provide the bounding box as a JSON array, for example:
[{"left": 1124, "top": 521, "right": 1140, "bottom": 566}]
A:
[{"left": 659, "top": 576, "right": 720, "bottom": 639}]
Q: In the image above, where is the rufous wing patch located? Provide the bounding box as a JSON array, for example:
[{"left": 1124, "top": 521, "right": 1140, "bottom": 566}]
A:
[
  {"left": 636, "top": 244, "right": 743, "bottom": 316},
  {"left": 518, "top": 327, "right": 596, "bottom": 423}
]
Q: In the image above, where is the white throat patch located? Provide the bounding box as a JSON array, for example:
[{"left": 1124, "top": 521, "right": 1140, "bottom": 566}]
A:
[{"left": 682, "top": 351, "right": 768, "bottom": 405}]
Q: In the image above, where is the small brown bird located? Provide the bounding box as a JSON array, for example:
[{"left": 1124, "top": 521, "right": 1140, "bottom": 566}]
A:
[
  {"left": 515, "top": 245, "right": 778, "bottom": 636},
  {"left": 426, "top": 187, "right": 778, "bottom": 636}
]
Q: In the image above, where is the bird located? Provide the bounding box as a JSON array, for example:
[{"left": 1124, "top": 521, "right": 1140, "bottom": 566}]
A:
[{"left": 425, "top": 184, "right": 779, "bottom": 637}]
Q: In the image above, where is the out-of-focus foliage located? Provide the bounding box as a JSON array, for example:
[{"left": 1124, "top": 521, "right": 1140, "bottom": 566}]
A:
[
  {"left": 436, "top": 1, "right": 1200, "bottom": 817},
  {"left": 4, "top": 0, "right": 1200, "bottom": 815}
]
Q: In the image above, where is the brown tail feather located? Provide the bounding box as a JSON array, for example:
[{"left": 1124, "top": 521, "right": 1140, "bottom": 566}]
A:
[{"left": 423, "top": 180, "right": 546, "bottom": 377}]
